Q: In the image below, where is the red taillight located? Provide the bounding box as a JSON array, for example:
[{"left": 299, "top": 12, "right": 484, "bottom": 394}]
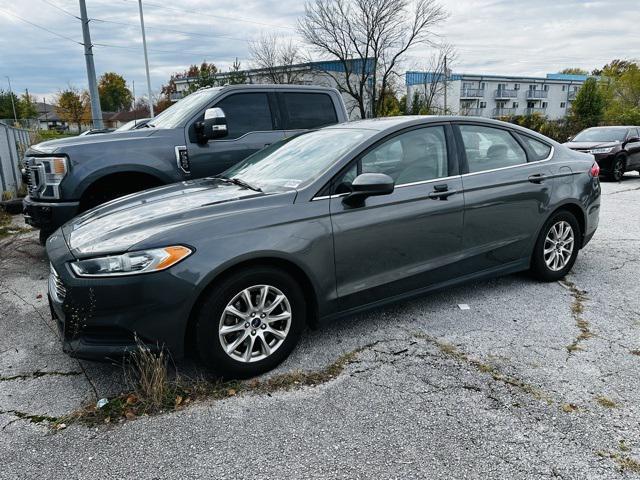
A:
[{"left": 590, "top": 162, "right": 600, "bottom": 178}]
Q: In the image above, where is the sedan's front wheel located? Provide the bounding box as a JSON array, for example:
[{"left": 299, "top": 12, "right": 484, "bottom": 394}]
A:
[
  {"left": 531, "top": 211, "right": 580, "bottom": 282},
  {"left": 195, "top": 266, "right": 306, "bottom": 378}
]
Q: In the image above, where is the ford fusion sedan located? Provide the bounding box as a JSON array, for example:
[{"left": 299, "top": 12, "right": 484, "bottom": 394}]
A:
[
  {"left": 564, "top": 126, "right": 640, "bottom": 181},
  {"left": 47, "top": 117, "right": 601, "bottom": 378}
]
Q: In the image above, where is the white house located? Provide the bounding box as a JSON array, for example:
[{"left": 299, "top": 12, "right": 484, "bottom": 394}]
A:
[{"left": 406, "top": 72, "right": 589, "bottom": 120}]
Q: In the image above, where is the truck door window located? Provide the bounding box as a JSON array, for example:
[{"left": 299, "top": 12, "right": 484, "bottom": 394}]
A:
[
  {"left": 282, "top": 93, "right": 338, "bottom": 129},
  {"left": 215, "top": 93, "right": 274, "bottom": 139}
]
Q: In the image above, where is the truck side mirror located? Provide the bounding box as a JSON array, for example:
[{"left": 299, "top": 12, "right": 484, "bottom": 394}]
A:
[{"left": 197, "top": 107, "right": 228, "bottom": 142}]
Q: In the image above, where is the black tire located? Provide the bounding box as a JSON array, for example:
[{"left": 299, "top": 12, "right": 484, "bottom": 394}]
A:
[
  {"left": 530, "top": 210, "right": 581, "bottom": 282},
  {"left": 39, "top": 229, "right": 53, "bottom": 246},
  {"left": 609, "top": 155, "right": 626, "bottom": 182},
  {"left": 195, "top": 266, "right": 306, "bottom": 379}
]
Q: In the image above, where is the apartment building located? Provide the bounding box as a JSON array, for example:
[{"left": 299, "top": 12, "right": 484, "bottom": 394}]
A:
[{"left": 406, "top": 72, "right": 588, "bottom": 120}]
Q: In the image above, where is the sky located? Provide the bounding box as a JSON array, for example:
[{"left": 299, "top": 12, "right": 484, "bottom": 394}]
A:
[{"left": 0, "top": 0, "right": 638, "bottom": 104}]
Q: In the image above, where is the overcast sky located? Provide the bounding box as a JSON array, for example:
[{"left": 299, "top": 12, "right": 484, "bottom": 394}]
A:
[{"left": 0, "top": 0, "right": 638, "bottom": 103}]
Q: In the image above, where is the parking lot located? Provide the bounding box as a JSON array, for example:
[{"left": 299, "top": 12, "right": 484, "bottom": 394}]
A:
[{"left": 1, "top": 175, "right": 639, "bottom": 479}]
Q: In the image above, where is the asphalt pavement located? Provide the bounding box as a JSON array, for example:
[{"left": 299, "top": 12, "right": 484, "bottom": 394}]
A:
[{"left": 1, "top": 174, "right": 639, "bottom": 479}]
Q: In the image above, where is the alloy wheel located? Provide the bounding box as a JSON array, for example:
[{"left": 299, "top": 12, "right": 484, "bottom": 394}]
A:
[
  {"left": 613, "top": 158, "right": 624, "bottom": 181},
  {"left": 543, "top": 220, "right": 575, "bottom": 272},
  {"left": 218, "top": 285, "right": 292, "bottom": 363}
]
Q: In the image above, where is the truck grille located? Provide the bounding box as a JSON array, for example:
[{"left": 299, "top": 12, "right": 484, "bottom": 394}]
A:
[{"left": 49, "top": 263, "right": 66, "bottom": 303}]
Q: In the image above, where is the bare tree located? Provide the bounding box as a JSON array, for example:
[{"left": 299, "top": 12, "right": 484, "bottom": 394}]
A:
[
  {"left": 299, "top": 0, "right": 447, "bottom": 118},
  {"left": 249, "top": 33, "right": 305, "bottom": 84},
  {"left": 415, "top": 43, "right": 456, "bottom": 114}
]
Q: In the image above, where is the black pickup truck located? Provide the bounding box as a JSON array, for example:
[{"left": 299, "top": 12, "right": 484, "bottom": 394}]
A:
[{"left": 23, "top": 84, "right": 348, "bottom": 242}]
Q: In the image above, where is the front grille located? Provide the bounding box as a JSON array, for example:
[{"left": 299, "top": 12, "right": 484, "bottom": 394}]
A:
[{"left": 49, "top": 263, "right": 66, "bottom": 303}]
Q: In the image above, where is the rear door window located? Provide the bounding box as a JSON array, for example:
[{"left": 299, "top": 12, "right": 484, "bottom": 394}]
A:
[
  {"left": 517, "top": 134, "right": 552, "bottom": 161},
  {"left": 458, "top": 124, "right": 527, "bottom": 173},
  {"left": 215, "top": 93, "right": 274, "bottom": 139},
  {"left": 282, "top": 93, "right": 338, "bottom": 129}
]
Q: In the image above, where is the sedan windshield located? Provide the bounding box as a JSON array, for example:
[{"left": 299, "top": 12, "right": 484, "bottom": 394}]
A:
[
  {"left": 150, "top": 89, "right": 221, "bottom": 129},
  {"left": 223, "top": 128, "right": 374, "bottom": 192},
  {"left": 573, "top": 128, "right": 628, "bottom": 143}
]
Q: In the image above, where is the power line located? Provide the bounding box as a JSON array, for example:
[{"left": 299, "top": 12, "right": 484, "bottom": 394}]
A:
[
  {"left": 39, "top": 0, "right": 80, "bottom": 19},
  {"left": 92, "top": 42, "right": 240, "bottom": 60},
  {"left": 114, "top": 0, "right": 296, "bottom": 31},
  {"left": 0, "top": 7, "right": 82, "bottom": 45},
  {"left": 90, "top": 17, "right": 252, "bottom": 43}
]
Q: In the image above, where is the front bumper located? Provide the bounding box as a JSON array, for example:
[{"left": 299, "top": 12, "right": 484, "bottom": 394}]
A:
[
  {"left": 23, "top": 196, "right": 79, "bottom": 233},
  {"left": 46, "top": 231, "right": 197, "bottom": 361}
]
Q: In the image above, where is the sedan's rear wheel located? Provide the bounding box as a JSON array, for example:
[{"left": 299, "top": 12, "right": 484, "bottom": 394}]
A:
[
  {"left": 531, "top": 211, "right": 580, "bottom": 281},
  {"left": 195, "top": 267, "right": 305, "bottom": 378}
]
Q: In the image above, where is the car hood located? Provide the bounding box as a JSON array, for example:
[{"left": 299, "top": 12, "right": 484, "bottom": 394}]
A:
[
  {"left": 27, "top": 129, "right": 158, "bottom": 155},
  {"left": 62, "top": 178, "right": 292, "bottom": 257},
  {"left": 563, "top": 141, "right": 620, "bottom": 150}
]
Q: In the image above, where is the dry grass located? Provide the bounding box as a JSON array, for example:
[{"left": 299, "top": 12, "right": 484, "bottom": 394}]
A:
[
  {"left": 595, "top": 395, "right": 619, "bottom": 408},
  {"left": 126, "top": 340, "right": 170, "bottom": 412}
]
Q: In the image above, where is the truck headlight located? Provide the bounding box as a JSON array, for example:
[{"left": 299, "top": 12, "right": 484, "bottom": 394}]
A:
[
  {"left": 28, "top": 156, "right": 68, "bottom": 199},
  {"left": 70, "top": 246, "right": 192, "bottom": 277}
]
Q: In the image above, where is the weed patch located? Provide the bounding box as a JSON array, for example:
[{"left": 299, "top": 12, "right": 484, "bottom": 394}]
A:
[
  {"left": 560, "top": 280, "right": 593, "bottom": 354},
  {"left": 595, "top": 395, "right": 619, "bottom": 408}
]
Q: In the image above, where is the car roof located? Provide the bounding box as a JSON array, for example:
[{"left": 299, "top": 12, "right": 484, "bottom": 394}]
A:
[
  {"left": 325, "top": 115, "right": 543, "bottom": 132},
  {"left": 199, "top": 84, "right": 340, "bottom": 93}
]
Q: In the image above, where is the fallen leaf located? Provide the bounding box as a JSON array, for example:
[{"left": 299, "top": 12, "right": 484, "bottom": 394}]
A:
[
  {"left": 125, "top": 395, "right": 138, "bottom": 405},
  {"left": 227, "top": 389, "right": 237, "bottom": 396},
  {"left": 36, "top": 294, "right": 43, "bottom": 299},
  {"left": 175, "top": 395, "right": 183, "bottom": 407},
  {"left": 124, "top": 410, "right": 136, "bottom": 420}
]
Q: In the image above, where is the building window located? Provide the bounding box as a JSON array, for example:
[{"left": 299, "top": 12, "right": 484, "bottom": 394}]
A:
[
  {"left": 560, "top": 102, "right": 566, "bottom": 108},
  {"left": 514, "top": 84, "right": 520, "bottom": 90},
  {"left": 480, "top": 82, "right": 486, "bottom": 89},
  {"left": 562, "top": 85, "right": 566, "bottom": 91},
  {"left": 543, "top": 85, "right": 549, "bottom": 91},
  {"left": 542, "top": 102, "right": 548, "bottom": 108},
  {"left": 479, "top": 101, "right": 487, "bottom": 109},
  {"left": 529, "top": 85, "right": 537, "bottom": 91},
  {"left": 513, "top": 102, "right": 519, "bottom": 108}
]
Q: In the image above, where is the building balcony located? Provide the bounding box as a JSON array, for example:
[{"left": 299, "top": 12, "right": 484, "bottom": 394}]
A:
[
  {"left": 525, "top": 107, "right": 546, "bottom": 115},
  {"left": 494, "top": 89, "right": 518, "bottom": 99},
  {"left": 460, "top": 88, "right": 485, "bottom": 98},
  {"left": 460, "top": 108, "right": 484, "bottom": 116},
  {"left": 526, "top": 90, "right": 548, "bottom": 99},
  {"left": 492, "top": 107, "right": 517, "bottom": 117}
]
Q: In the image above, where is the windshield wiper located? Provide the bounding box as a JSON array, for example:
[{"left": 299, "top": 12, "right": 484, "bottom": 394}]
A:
[{"left": 215, "top": 175, "right": 262, "bottom": 193}]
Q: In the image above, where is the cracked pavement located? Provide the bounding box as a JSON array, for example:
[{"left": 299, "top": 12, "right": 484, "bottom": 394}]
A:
[{"left": 1, "top": 174, "right": 639, "bottom": 479}]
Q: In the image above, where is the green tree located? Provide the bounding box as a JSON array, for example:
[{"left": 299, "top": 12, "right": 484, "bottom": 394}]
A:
[
  {"left": 559, "top": 67, "right": 588, "bottom": 75},
  {"left": 601, "top": 62, "right": 640, "bottom": 125},
  {"left": 0, "top": 89, "right": 19, "bottom": 119},
  {"left": 569, "top": 77, "right": 605, "bottom": 129},
  {"left": 18, "top": 90, "right": 38, "bottom": 119},
  {"left": 592, "top": 59, "right": 633, "bottom": 77},
  {"left": 160, "top": 62, "right": 219, "bottom": 100},
  {"left": 98, "top": 72, "right": 133, "bottom": 111},
  {"left": 227, "top": 58, "right": 247, "bottom": 85},
  {"left": 56, "top": 87, "right": 90, "bottom": 131}
]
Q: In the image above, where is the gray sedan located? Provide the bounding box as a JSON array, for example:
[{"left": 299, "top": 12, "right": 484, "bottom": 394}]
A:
[{"left": 46, "top": 116, "right": 601, "bottom": 378}]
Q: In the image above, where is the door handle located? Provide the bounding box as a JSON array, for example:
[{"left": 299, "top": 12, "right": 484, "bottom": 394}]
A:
[
  {"left": 428, "top": 188, "right": 457, "bottom": 200},
  {"left": 528, "top": 174, "right": 546, "bottom": 184}
]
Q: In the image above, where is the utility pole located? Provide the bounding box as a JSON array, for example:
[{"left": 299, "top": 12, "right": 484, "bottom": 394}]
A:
[
  {"left": 138, "top": 0, "right": 154, "bottom": 117},
  {"left": 5, "top": 76, "right": 18, "bottom": 124},
  {"left": 78, "top": 0, "right": 103, "bottom": 129},
  {"left": 443, "top": 55, "right": 447, "bottom": 115}
]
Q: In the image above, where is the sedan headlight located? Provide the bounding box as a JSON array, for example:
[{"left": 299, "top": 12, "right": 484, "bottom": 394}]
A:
[
  {"left": 588, "top": 147, "right": 614, "bottom": 154},
  {"left": 70, "top": 246, "right": 192, "bottom": 277}
]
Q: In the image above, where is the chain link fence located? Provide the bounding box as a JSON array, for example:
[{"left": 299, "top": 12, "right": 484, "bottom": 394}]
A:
[{"left": 0, "top": 121, "right": 33, "bottom": 199}]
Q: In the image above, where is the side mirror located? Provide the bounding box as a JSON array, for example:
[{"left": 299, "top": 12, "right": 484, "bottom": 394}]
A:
[
  {"left": 197, "top": 107, "right": 228, "bottom": 142},
  {"left": 625, "top": 136, "right": 640, "bottom": 144},
  {"left": 566, "top": 136, "right": 573, "bottom": 142},
  {"left": 343, "top": 173, "right": 394, "bottom": 207}
]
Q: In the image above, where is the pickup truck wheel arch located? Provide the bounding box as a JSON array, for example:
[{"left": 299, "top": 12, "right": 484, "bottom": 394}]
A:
[{"left": 79, "top": 171, "right": 165, "bottom": 212}]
